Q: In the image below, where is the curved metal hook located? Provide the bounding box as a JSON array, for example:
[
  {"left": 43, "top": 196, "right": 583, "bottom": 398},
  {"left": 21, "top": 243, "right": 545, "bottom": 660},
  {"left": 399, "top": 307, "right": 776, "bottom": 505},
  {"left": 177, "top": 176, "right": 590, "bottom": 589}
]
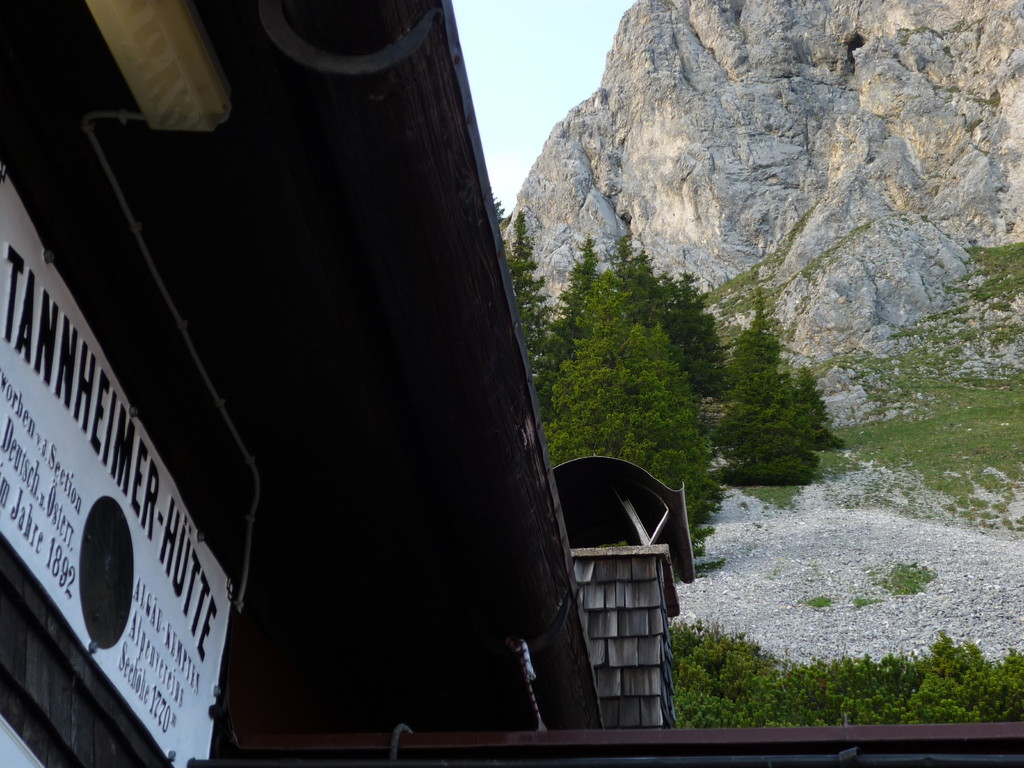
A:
[{"left": 259, "top": 0, "right": 442, "bottom": 76}]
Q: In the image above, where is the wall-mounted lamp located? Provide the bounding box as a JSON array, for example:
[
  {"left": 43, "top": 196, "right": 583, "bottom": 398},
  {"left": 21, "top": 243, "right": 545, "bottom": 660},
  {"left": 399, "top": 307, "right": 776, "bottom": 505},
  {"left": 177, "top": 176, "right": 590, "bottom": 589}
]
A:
[{"left": 83, "top": 0, "right": 231, "bottom": 131}]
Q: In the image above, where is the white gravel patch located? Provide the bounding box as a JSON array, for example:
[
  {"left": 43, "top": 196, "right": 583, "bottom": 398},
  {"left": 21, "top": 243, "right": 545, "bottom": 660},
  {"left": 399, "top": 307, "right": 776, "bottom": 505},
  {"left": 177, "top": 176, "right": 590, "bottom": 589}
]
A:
[{"left": 676, "top": 465, "right": 1024, "bottom": 662}]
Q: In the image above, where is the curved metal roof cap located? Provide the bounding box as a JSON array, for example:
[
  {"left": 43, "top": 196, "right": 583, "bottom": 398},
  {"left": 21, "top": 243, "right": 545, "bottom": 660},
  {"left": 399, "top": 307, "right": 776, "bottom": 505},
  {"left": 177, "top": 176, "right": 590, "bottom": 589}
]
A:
[{"left": 554, "top": 457, "right": 696, "bottom": 584}]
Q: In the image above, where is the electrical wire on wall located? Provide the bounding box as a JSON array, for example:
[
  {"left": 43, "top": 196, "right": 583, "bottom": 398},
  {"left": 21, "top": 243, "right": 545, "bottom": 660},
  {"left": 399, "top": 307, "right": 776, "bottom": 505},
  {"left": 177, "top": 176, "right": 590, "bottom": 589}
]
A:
[{"left": 81, "top": 109, "right": 259, "bottom": 613}]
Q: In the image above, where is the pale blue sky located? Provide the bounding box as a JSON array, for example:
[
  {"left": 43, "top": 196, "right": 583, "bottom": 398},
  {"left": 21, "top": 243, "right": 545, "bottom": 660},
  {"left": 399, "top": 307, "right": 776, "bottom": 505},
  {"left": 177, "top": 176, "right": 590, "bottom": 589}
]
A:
[{"left": 449, "top": 0, "right": 636, "bottom": 211}]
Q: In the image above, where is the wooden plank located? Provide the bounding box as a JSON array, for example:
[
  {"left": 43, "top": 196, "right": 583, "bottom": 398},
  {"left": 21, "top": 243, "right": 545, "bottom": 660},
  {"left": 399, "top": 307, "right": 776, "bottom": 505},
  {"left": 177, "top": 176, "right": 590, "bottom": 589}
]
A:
[
  {"left": 622, "top": 582, "right": 637, "bottom": 609},
  {"left": 594, "top": 560, "right": 618, "bottom": 583},
  {"left": 649, "top": 505, "right": 671, "bottom": 547},
  {"left": 604, "top": 583, "right": 618, "bottom": 609},
  {"left": 92, "top": 725, "right": 120, "bottom": 768},
  {"left": 661, "top": 558, "right": 680, "bottom": 618},
  {"left": 573, "top": 559, "right": 595, "bottom": 584},
  {"left": 0, "top": 551, "right": 166, "bottom": 767},
  {"left": 637, "top": 579, "right": 664, "bottom": 608},
  {"left": 615, "top": 559, "right": 633, "bottom": 581},
  {"left": 23, "top": 635, "right": 50, "bottom": 723},
  {"left": 641, "top": 695, "right": 665, "bottom": 728},
  {"left": 19, "top": 581, "right": 48, "bottom": 634},
  {"left": 621, "top": 499, "right": 651, "bottom": 545},
  {"left": 69, "top": 695, "right": 95, "bottom": 767},
  {"left": 662, "top": 659, "right": 675, "bottom": 705},
  {"left": 41, "top": 617, "right": 72, "bottom": 756},
  {"left": 618, "top": 696, "right": 642, "bottom": 728},
  {"left": 0, "top": 596, "right": 28, "bottom": 686},
  {"left": 631, "top": 556, "right": 658, "bottom": 580},
  {"left": 0, "top": 559, "right": 29, "bottom": 689},
  {"left": 638, "top": 635, "right": 663, "bottom": 666},
  {"left": 601, "top": 698, "right": 620, "bottom": 728},
  {"left": 621, "top": 609, "right": 650, "bottom": 637},
  {"left": 595, "top": 667, "right": 620, "bottom": 698},
  {"left": 583, "top": 583, "right": 605, "bottom": 611},
  {"left": 662, "top": 696, "right": 676, "bottom": 730},
  {"left": 607, "top": 637, "right": 639, "bottom": 668},
  {"left": 650, "top": 607, "right": 667, "bottom": 635},
  {"left": 0, "top": 680, "right": 28, "bottom": 738},
  {"left": 17, "top": 716, "right": 51, "bottom": 768},
  {"left": 589, "top": 610, "right": 618, "bottom": 640},
  {"left": 622, "top": 667, "right": 661, "bottom": 697}
]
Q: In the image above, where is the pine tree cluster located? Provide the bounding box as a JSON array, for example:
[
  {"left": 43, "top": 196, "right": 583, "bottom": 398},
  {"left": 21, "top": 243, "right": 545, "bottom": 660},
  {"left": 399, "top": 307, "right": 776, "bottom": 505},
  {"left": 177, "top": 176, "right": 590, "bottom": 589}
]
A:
[{"left": 501, "top": 214, "right": 843, "bottom": 540}]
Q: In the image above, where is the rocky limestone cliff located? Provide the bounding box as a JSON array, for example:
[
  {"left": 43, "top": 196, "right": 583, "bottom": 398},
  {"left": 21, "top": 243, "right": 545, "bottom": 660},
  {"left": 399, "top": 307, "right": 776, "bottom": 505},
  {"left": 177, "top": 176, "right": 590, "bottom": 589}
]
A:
[{"left": 511, "top": 0, "right": 1024, "bottom": 367}]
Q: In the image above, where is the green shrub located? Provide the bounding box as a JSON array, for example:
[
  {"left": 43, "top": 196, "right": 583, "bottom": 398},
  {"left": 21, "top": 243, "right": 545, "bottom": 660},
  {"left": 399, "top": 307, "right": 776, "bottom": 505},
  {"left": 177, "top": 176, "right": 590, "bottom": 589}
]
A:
[
  {"left": 743, "top": 484, "right": 803, "bottom": 509},
  {"left": 874, "top": 563, "right": 936, "bottom": 595},
  {"left": 696, "top": 558, "right": 727, "bottom": 577},
  {"left": 670, "top": 624, "right": 1024, "bottom": 728},
  {"left": 800, "top": 596, "right": 833, "bottom": 609},
  {"left": 853, "top": 597, "right": 882, "bottom": 609}
]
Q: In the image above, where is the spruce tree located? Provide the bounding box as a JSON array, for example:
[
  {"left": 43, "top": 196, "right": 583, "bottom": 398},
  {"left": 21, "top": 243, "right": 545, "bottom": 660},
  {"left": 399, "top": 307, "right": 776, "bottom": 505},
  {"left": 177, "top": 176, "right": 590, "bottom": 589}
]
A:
[
  {"left": 793, "top": 368, "right": 844, "bottom": 450},
  {"left": 610, "top": 235, "right": 726, "bottom": 401},
  {"left": 506, "top": 211, "right": 551, "bottom": 371},
  {"left": 715, "top": 293, "right": 818, "bottom": 485},
  {"left": 537, "top": 236, "right": 601, "bottom": 420},
  {"left": 547, "top": 236, "right": 601, "bottom": 364},
  {"left": 658, "top": 273, "right": 726, "bottom": 400},
  {"left": 546, "top": 272, "right": 720, "bottom": 549},
  {"left": 610, "top": 236, "right": 661, "bottom": 324}
]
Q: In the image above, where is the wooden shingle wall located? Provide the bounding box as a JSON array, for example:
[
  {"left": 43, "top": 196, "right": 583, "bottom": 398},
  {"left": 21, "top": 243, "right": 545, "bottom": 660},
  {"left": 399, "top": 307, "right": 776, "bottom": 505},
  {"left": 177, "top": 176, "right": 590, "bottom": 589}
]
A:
[
  {"left": 0, "top": 541, "right": 169, "bottom": 768},
  {"left": 572, "top": 546, "right": 676, "bottom": 729}
]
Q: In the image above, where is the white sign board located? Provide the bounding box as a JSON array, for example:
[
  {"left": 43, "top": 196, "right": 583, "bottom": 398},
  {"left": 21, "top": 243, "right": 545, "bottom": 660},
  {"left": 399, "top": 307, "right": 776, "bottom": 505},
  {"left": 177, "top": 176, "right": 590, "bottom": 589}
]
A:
[{"left": 0, "top": 160, "right": 229, "bottom": 762}]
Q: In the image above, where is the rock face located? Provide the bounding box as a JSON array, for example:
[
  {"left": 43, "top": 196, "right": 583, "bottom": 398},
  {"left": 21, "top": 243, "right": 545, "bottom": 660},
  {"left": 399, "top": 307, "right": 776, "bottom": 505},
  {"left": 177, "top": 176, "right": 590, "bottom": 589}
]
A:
[{"left": 512, "top": 0, "right": 1024, "bottom": 363}]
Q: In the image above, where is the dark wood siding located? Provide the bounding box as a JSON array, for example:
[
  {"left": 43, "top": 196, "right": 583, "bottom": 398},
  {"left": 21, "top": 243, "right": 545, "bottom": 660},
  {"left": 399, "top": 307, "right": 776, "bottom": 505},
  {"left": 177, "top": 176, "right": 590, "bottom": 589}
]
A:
[{"left": 0, "top": 540, "right": 169, "bottom": 768}]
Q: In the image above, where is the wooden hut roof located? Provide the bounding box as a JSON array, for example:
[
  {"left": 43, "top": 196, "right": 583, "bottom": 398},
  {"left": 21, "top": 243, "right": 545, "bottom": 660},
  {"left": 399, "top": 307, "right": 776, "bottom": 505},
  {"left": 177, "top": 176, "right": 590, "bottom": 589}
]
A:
[{"left": 0, "top": 0, "right": 599, "bottom": 743}]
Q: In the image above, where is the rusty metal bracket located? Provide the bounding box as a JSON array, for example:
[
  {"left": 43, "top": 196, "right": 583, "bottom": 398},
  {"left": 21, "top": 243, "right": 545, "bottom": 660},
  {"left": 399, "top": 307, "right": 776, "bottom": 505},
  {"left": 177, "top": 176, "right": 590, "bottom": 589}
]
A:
[{"left": 259, "top": 0, "right": 443, "bottom": 76}]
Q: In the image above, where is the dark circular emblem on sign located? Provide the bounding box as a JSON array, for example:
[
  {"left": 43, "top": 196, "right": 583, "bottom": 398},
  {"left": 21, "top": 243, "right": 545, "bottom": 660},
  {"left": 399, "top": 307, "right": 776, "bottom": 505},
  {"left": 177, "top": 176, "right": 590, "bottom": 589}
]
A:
[{"left": 80, "top": 496, "right": 134, "bottom": 649}]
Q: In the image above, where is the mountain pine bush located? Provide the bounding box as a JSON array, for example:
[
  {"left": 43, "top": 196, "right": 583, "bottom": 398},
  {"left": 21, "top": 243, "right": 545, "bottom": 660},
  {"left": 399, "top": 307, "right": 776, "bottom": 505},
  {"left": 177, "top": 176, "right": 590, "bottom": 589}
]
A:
[{"left": 671, "top": 622, "right": 1024, "bottom": 728}]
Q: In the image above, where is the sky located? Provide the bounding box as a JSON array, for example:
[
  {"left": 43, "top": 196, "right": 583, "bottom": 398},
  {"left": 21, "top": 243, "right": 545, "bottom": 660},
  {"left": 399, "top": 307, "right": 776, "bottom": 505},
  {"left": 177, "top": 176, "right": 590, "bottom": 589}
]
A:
[{"left": 449, "top": 0, "right": 636, "bottom": 211}]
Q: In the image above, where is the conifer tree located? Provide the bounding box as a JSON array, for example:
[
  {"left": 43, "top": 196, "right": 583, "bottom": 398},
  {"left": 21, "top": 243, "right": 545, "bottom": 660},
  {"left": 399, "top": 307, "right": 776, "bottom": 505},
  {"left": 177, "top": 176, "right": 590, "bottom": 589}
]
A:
[
  {"left": 537, "top": 236, "right": 601, "bottom": 419},
  {"left": 610, "top": 235, "right": 726, "bottom": 401},
  {"left": 715, "top": 293, "right": 818, "bottom": 485},
  {"left": 547, "top": 236, "right": 601, "bottom": 365},
  {"left": 658, "top": 273, "right": 726, "bottom": 400},
  {"left": 793, "top": 368, "right": 844, "bottom": 450},
  {"left": 493, "top": 196, "right": 512, "bottom": 229},
  {"left": 546, "top": 272, "right": 720, "bottom": 549},
  {"left": 506, "top": 211, "right": 550, "bottom": 370},
  {"left": 610, "top": 236, "right": 661, "bottom": 324}
]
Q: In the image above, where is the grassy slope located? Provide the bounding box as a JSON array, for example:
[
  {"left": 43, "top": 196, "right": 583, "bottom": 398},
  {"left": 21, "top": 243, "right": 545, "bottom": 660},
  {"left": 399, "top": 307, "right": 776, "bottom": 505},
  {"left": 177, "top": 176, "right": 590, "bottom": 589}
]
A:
[{"left": 712, "top": 242, "right": 1024, "bottom": 530}]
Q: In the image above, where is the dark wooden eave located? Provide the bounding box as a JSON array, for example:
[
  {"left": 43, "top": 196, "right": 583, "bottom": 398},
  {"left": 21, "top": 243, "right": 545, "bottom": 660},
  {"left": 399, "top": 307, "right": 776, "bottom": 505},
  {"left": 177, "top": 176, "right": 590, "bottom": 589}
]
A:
[{"left": 0, "top": 0, "right": 600, "bottom": 741}]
